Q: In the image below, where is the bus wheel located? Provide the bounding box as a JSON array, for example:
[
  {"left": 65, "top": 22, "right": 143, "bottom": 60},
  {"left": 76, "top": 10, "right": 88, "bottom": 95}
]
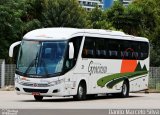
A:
[
  {"left": 34, "top": 95, "right": 43, "bottom": 101},
  {"left": 73, "top": 82, "right": 86, "bottom": 101},
  {"left": 120, "top": 80, "right": 129, "bottom": 98}
]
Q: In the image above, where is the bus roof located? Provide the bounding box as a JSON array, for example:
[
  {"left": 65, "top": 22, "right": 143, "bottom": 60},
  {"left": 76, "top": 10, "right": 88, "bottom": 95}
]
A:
[{"left": 23, "top": 27, "right": 149, "bottom": 42}]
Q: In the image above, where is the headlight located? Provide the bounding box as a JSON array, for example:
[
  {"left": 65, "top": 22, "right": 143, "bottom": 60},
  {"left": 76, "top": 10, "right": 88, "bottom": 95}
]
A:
[
  {"left": 14, "top": 75, "right": 20, "bottom": 83},
  {"left": 48, "top": 79, "right": 64, "bottom": 86}
]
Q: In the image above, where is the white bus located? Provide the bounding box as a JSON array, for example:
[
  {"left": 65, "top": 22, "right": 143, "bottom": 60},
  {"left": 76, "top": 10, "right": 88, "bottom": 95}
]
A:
[{"left": 9, "top": 28, "right": 149, "bottom": 101}]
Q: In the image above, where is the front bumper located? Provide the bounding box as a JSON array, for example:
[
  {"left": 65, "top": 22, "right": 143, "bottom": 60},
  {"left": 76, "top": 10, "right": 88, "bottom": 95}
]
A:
[{"left": 15, "top": 82, "right": 67, "bottom": 97}]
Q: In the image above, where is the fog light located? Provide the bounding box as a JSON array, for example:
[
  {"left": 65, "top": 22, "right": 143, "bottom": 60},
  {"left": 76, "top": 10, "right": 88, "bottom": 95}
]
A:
[
  {"left": 52, "top": 89, "right": 59, "bottom": 93},
  {"left": 15, "top": 87, "right": 20, "bottom": 91}
]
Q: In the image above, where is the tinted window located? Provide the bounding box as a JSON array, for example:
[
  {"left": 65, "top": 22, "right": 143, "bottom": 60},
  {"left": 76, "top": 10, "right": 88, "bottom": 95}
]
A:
[
  {"left": 139, "top": 42, "right": 149, "bottom": 60},
  {"left": 82, "top": 36, "right": 149, "bottom": 60},
  {"left": 95, "top": 39, "right": 107, "bottom": 58},
  {"left": 108, "top": 39, "right": 121, "bottom": 59},
  {"left": 82, "top": 37, "right": 95, "bottom": 58}
]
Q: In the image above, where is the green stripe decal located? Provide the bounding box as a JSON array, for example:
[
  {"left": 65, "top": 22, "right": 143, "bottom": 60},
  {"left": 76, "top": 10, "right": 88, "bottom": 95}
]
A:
[{"left": 97, "top": 71, "right": 148, "bottom": 89}]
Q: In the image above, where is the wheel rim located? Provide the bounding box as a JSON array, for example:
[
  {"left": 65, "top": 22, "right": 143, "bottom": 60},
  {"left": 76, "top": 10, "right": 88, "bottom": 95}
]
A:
[
  {"left": 78, "top": 85, "right": 83, "bottom": 98},
  {"left": 122, "top": 83, "right": 127, "bottom": 96}
]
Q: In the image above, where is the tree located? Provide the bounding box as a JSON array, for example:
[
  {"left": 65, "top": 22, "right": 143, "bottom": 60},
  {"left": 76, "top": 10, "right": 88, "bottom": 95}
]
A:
[
  {"left": 106, "top": 1, "right": 125, "bottom": 30},
  {"left": 132, "top": 0, "right": 160, "bottom": 67},
  {"left": 106, "top": 1, "right": 144, "bottom": 35},
  {"left": 21, "top": 0, "right": 44, "bottom": 34},
  {"left": 42, "top": 0, "right": 87, "bottom": 28},
  {"left": 121, "top": 4, "right": 143, "bottom": 35},
  {"left": 88, "top": 6, "right": 115, "bottom": 30},
  {"left": 132, "top": 0, "right": 157, "bottom": 37},
  {"left": 0, "top": 0, "right": 23, "bottom": 62}
]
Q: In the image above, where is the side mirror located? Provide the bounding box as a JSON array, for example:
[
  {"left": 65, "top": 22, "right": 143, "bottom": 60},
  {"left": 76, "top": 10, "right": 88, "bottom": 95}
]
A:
[
  {"left": 9, "top": 41, "right": 21, "bottom": 57},
  {"left": 69, "top": 42, "right": 74, "bottom": 59}
]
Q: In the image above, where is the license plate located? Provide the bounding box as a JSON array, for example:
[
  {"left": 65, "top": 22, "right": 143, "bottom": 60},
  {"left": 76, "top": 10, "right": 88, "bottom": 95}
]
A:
[{"left": 32, "top": 92, "right": 40, "bottom": 95}]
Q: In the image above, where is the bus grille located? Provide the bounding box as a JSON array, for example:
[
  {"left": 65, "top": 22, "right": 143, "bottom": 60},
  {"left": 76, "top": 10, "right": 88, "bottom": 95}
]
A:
[
  {"left": 23, "top": 88, "right": 49, "bottom": 93},
  {"left": 21, "top": 82, "right": 49, "bottom": 87}
]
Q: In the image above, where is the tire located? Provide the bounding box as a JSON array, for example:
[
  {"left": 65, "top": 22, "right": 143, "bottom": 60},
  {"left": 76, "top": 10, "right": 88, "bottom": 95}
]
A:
[
  {"left": 34, "top": 95, "right": 43, "bottom": 101},
  {"left": 120, "top": 80, "right": 129, "bottom": 98},
  {"left": 73, "top": 82, "right": 86, "bottom": 101}
]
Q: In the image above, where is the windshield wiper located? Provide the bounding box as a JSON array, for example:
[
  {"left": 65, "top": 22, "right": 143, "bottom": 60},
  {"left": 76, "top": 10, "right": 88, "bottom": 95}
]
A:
[
  {"left": 24, "top": 53, "right": 38, "bottom": 75},
  {"left": 46, "top": 72, "right": 61, "bottom": 77}
]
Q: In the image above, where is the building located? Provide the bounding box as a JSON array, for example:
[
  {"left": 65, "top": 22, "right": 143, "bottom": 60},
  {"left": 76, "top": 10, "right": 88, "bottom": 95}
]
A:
[
  {"left": 78, "top": 0, "right": 103, "bottom": 11},
  {"left": 119, "top": 0, "right": 134, "bottom": 6},
  {"left": 103, "top": 0, "right": 134, "bottom": 8},
  {"left": 77, "top": 0, "right": 133, "bottom": 11}
]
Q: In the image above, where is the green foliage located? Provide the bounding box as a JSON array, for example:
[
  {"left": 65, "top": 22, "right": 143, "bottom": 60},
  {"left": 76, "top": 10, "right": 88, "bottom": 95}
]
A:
[
  {"left": 106, "top": 1, "right": 125, "bottom": 30},
  {"left": 0, "top": 0, "right": 23, "bottom": 61},
  {"left": 131, "top": 0, "right": 157, "bottom": 37},
  {"left": 105, "top": 1, "right": 143, "bottom": 33},
  {"left": 42, "top": 0, "right": 87, "bottom": 28},
  {"left": 88, "top": 6, "right": 115, "bottom": 30}
]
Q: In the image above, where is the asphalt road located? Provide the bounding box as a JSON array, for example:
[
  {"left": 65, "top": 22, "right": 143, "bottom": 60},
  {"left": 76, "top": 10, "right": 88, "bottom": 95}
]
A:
[{"left": 0, "top": 91, "right": 160, "bottom": 109}]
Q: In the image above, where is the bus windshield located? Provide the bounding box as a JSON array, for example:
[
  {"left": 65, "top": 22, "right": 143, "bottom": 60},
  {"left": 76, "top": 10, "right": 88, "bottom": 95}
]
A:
[{"left": 17, "top": 40, "right": 67, "bottom": 77}]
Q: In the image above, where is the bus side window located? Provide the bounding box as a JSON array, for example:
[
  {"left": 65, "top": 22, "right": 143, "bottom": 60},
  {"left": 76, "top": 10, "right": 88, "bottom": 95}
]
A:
[
  {"left": 82, "top": 37, "right": 95, "bottom": 58},
  {"left": 95, "top": 38, "right": 106, "bottom": 58},
  {"left": 120, "top": 40, "right": 130, "bottom": 59},
  {"left": 108, "top": 39, "right": 119, "bottom": 59},
  {"left": 139, "top": 42, "right": 149, "bottom": 60}
]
